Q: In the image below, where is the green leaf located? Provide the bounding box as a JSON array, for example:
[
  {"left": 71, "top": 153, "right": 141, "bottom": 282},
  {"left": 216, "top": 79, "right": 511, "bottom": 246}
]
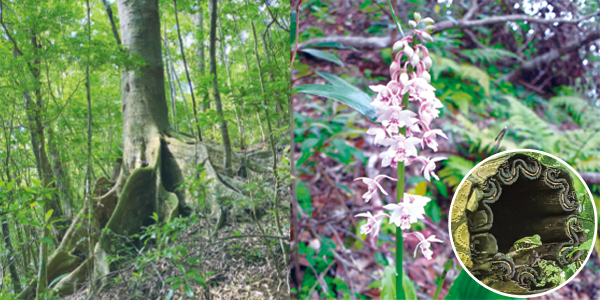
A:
[
  {"left": 49, "top": 273, "right": 70, "bottom": 288},
  {"left": 433, "top": 178, "right": 449, "bottom": 198},
  {"left": 302, "top": 41, "right": 357, "bottom": 51},
  {"left": 296, "top": 181, "right": 313, "bottom": 215},
  {"left": 184, "top": 283, "right": 194, "bottom": 298},
  {"left": 6, "top": 181, "right": 14, "bottom": 191},
  {"left": 301, "top": 49, "right": 344, "bottom": 66},
  {"left": 360, "top": 0, "right": 372, "bottom": 10},
  {"left": 330, "top": 138, "right": 353, "bottom": 164},
  {"left": 446, "top": 270, "right": 513, "bottom": 299},
  {"left": 290, "top": 11, "right": 297, "bottom": 45},
  {"left": 165, "top": 277, "right": 182, "bottom": 283},
  {"left": 381, "top": 265, "right": 417, "bottom": 300},
  {"left": 297, "top": 137, "right": 319, "bottom": 167},
  {"left": 45, "top": 209, "right": 54, "bottom": 223},
  {"left": 295, "top": 84, "right": 376, "bottom": 119},
  {"left": 40, "top": 237, "right": 53, "bottom": 246},
  {"left": 568, "top": 238, "right": 593, "bottom": 258}
]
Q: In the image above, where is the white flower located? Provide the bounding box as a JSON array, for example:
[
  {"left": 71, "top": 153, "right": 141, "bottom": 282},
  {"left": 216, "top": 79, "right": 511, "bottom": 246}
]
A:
[
  {"left": 411, "top": 156, "right": 447, "bottom": 181},
  {"left": 366, "top": 126, "right": 387, "bottom": 145},
  {"left": 421, "top": 128, "right": 448, "bottom": 152},
  {"left": 418, "top": 98, "right": 443, "bottom": 125},
  {"left": 383, "top": 193, "right": 431, "bottom": 230},
  {"left": 376, "top": 106, "right": 417, "bottom": 135},
  {"left": 355, "top": 211, "right": 390, "bottom": 239},
  {"left": 412, "top": 231, "right": 443, "bottom": 260},
  {"left": 354, "top": 174, "right": 397, "bottom": 202},
  {"left": 379, "top": 135, "right": 421, "bottom": 168}
]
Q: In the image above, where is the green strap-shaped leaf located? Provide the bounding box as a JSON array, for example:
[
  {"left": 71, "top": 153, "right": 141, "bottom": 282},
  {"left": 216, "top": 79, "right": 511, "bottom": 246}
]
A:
[
  {"left": 294, "top": 74, "right": 376, "bottom": 119},
  {"left": 300, "top": 49, "right": 345, "bottom": 66},
  {"left": 445, "top": 270, "right": 514, "bottom": 299}
]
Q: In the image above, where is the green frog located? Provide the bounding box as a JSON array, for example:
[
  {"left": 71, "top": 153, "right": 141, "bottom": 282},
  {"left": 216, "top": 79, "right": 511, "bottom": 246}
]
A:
[{"left": 507, "top": 234, "right": 542, "bottom": 259}]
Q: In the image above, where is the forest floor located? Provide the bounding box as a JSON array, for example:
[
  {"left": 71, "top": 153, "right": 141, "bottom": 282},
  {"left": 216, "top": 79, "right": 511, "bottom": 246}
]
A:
[{"left": 63, "top": 212, "right": 289, "bottom": 300}]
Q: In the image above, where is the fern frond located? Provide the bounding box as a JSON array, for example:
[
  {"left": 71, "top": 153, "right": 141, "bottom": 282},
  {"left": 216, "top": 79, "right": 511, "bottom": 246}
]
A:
[
  {"left": 460, "top": 48, "right": 520, "bottom": 64},
  {"left": 458, "top": 64, "right": 491, "bottom": 96},
  {"left": 550, "top": 95, "right": 600, "bottom": 128},
  {"left": 430, "top": 54, "right": 491, "bottom": 96}
]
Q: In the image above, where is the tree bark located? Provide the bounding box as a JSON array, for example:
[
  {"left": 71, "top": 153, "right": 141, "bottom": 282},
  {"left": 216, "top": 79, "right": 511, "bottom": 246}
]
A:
[{"left": 209, "top": 0, "right": 234, "bottom": 176}]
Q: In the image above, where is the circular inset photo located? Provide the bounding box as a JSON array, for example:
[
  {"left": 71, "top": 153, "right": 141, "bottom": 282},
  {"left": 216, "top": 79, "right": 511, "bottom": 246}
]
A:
[{"left": 449, "top": 149, "right": 597, "bottom": 297}]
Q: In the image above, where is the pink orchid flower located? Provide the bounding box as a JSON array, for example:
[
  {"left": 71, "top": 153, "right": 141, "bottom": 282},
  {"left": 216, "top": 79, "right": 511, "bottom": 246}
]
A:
[
  {"left": 411, "top": 156, "right": 447, "bottom": 181},
  {"left": 379, "top": 135, "right": 421, "bottom": 168},
  {"left": 354, "top": 174, "right": 397, "bottom": 202},
  {"left": 383, "top": 193, "right": 431, "bottom": 230},
  {"left": 412, "top": 231, "right": 443, "bottom": 260},
  {"left": 354, "top": 211, "right": 390, "bottom": 240}
]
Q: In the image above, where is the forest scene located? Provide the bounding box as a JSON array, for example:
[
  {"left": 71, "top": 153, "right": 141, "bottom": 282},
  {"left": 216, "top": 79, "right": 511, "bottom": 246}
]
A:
[
  {"left": 291, "top": 0, "right": 600, "bottom": 299},
  {"left": 0, "top": 0, "right": 290, "bottom": 299}
]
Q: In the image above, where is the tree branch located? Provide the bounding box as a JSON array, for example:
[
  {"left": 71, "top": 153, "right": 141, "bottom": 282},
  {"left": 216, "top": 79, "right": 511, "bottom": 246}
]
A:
[
  {"left": 0, "top": 0, "right": 23, "bottom": 56},
  {"left": 506, "top": 27, "right": 600, "bottom": 80},
  {"left": 298, "top": 10, "right": 600, "bottom": 50}
]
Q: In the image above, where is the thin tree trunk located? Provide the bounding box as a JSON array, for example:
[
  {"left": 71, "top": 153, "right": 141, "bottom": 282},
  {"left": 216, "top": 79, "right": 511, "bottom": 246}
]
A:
[
  {"left": 247, "top": 0, "right": 287, "bottom": 264},
  {"left": 173, "top": 0, "right": 201, "bottom": 141},
  {"left": 209, "top": 0, "right": 233, "bottom": 176},
  {"left": 261, "top": 17, "right": 283, "bottom": 126},
  {"left": 85, "top": 0, "right": 94, "bottom": 293},
  {"left": 164, "top": 39, "right": 192, "bottom": 135},
  {"left": 164, "top": 22, "right": 179, "bottom": 132},
  {"left": 231, "top": 14, "right": 267, "bottom": 142},
  {"left": 0, "top": 104, "right": 22, "bottom": 294},
  {"left": 100, "top": 0, "right": 121, "bottom": 45},
  {"left": 218, "top": 15, "right": 245, "bottom": 151},
  {"left": 194, "top": 8, "right": 210, "bottom": 112}
]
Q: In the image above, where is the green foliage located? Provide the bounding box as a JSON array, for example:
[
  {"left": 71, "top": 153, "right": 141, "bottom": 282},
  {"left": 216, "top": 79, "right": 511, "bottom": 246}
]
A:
[
  {"left": 446, "top": 270, "right": 514, "bottom": 299},
  {"left": 438, "top": 156, "right": 475, "bottom": 190},
  {"left": 377, "top": 266, "right": 417, "bottom": 300},
  {"left": 295, "top": 71, "right": 376, "bottom": 119},
  {"left": 300, "top": 49, "right": 345, "bottom": 66},
  {"left": 460, "top": 48, "right": 520, "bottom": 65}
]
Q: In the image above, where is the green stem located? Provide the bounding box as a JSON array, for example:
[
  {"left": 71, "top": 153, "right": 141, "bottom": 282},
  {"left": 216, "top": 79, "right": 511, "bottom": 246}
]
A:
[
  {"left": 433, "top": 258, "right": 453, "bottom": 299},
  {"left": 396, "top": 90, "right": 410, "bottom": 300},
  {"left": 386, "top": 0, "right": 405, "bottom": 38}
]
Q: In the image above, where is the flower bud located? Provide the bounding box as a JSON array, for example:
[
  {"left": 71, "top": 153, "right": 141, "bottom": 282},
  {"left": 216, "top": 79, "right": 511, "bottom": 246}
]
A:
[
  {"left": 399, "top": 72, "right": 409, "bottom": 85},
  {"left": 419, "top": 31, "right": 434, "bottom": 43},
  {"left": 426, "top": 25, "right": 435, "bottom": 33},
  {"left": 392, "top": 40, "right": 404, "bottom": 52},
  {"left": 404, "top": 46, "right": 414, "bottom": 59},
  {"left": 423, "top": 56, "right": 433, "bottom": 70},
  {"left": 390, "top": 61, "right": 400, "bottom": 75},
  {"left": 410, "top": 53, "right": 420, "bottom": 67},
  {"left": 408, "top": 20, "right": 417, "bottom": 28},
  {"left": 421, "top": 17, "right": 435, "bottom": 25},
  {"left": 421, "top": 71, "right": 431, "bottom": 83},
  {"left": 413, "top": 12, "right": 421, "bottom": 22}
]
